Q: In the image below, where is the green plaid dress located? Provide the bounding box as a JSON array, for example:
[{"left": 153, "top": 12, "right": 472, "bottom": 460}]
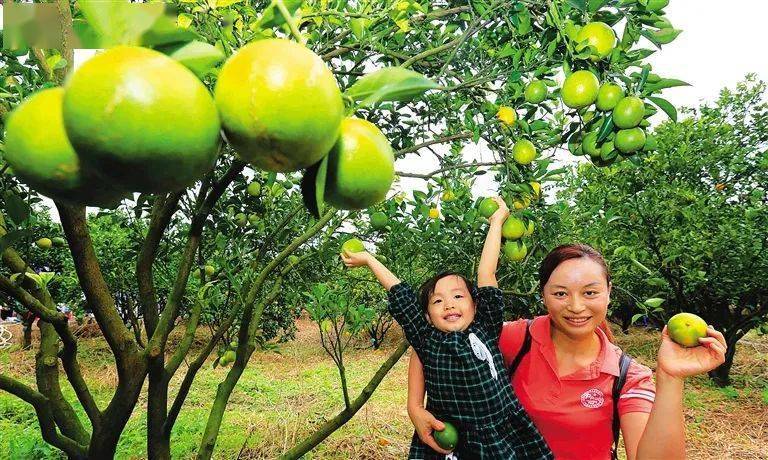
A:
[{"left": 389, "top": 283, "right": 552, "bottom": 460}]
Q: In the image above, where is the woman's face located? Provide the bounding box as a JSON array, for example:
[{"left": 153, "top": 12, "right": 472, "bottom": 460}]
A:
[{"left": 542, "top": 257, "right": 611, "bottom": 341}]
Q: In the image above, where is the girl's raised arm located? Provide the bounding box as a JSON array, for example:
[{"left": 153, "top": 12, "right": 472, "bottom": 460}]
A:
[{"left": 477, "top": 197, "right": 509, "bottom": 288}]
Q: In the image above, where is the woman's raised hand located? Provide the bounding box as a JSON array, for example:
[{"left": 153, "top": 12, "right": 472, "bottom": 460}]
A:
[
  {"left": 408, "top": 405, "right": 452, "bottom": 455},
  {"left": 340, "top": 250, "right": 371, "bottom": 268},
  {"left": 656, "top": 325, "right": 727, "bottom": 379},
  {"left": 488, "top": 196, "right": 509, "bottom": 226}
]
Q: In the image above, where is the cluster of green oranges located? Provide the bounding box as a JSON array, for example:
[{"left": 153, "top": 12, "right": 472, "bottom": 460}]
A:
[
  {"left": 4, "top": 39, "right": 395, "bottom": 211},
  {"left": 477, "top": 198, "right": 534, "bottom": 263},
  {"left": 495, "top": 20, "right": 657, "bottom": 169}
]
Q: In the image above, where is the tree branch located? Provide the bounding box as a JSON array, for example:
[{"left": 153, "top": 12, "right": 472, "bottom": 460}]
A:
[
  {"left": 394, "top": 132, "right": 473, "bottom": 159},
  {"left": 397, "top": 160, "right": 505, "bottom": 179}
]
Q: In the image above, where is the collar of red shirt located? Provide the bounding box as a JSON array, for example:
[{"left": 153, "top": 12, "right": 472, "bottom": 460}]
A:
[{"left": 528, "top": 315, "right": 621, "bottom": 379}]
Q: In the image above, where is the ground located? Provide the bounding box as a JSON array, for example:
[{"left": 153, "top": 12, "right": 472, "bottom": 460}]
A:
[{"left": 0, "top": 318, "right": 766, "bottom": 459}]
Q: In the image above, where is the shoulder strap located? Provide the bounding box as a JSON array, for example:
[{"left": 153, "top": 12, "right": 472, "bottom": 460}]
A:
[
  {"left": 507, "top": 319, "right": 533, "bottom": 376},
  {"left": 611, "top": 353, "right": 633, "bottom": 460}
]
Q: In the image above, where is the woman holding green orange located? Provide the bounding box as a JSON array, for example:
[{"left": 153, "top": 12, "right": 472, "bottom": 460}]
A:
[{"left": 408, "top": 243, "right": 727, "bottom": 459}]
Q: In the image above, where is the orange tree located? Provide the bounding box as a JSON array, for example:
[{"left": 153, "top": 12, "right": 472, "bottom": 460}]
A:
[
  {"left": 559, "top": 75, "right": 768, "bottom": 386},
  {"left": 0, "top": 0, "right": 683, "bottom": 458}
]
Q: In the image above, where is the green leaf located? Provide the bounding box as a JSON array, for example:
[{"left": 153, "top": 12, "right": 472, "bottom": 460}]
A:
[
  {"left": 4, "top": 192, "right": 30, "bottom": 225},
  {"left": 631, "top": 313, "right": 645, "bottom": 324},
  {"left": 0, "top": 229, "right": 32, "bottom": 254},
  {"left": 300, "top": 156, "right": 328, "bottom": 219},
  {"left": 648, "top": 96, "right": 677, "bottom": 121},
  {"left": 644, "top": 297, "right": 665, "bottom": 309},
  {"left": 345, "top": 68, "right": 439, "bottom": 107},
  {"left": 643, "top": 78, "right": 691, "bottom": 93},
  {"left": 588, "top": 0, "right": 610, "bottom": 11},
  {"left": 78, "top": 0, "right": 165, "bottom": 47},
  {"left": 140, "top": 10, "right": 201, "bottom": 47},
  {"left": 155, "top": 41, "right": 224, "bottom": 78},
  {"left": 256, "top": 0, "right": 303, "bottom": 29},
  {"left": 566, "top": 0, "right": 587, "bottom": 11}
]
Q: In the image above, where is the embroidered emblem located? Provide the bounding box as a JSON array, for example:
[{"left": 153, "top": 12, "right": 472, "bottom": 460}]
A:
[
  {"left": 580, "top": 388, "right": 605, "bottom": 409},
  {"left": 468, "top": 333, "right": 498, "bottom": 380}
]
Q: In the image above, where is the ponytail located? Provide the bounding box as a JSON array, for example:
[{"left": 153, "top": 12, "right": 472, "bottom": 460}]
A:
[{"left": 599, "top": 319, "right": 615, "bottom": 343}]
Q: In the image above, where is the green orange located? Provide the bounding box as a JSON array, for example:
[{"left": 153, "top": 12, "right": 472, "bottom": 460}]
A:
[
  {"left": 247, "top": 182, "right": 261, "bottom": 196},
  {"left": 667, "top": 312, "right": 707, "bottom": 347},
  {"left": 615, "top": 128, "right": 646, "bottom": 154},
  {"left": 215, "top": 39, "right": 343, "bottom": 172},
  {"left": 524, "top": 79, "right": 548, "bottom": 104},
  {"left": 596, "top": 83, "right": 625, "bottom": 111},
  {"left": 478, "top": 198, "right": 499, "bottom": 218},
  {"left": 501, "top": 217, "right": 526, "bottom": 240},
  {"left": 512, "top": 139, "right": 537, "bottom": 165},
  {"left": 613, "top": 96, "right": 646, "bottom": 129},
  {"left": 63, "top": 46, "right": 221, "bottom": 193},
  {"left": 503, "top": 241, "right": 528, "bottom": 262},
  {"left": 341, "top": 238, "right": 365, "bottom": 254},
  {"left": 582, "top": 132, "right": 601, "bottom": 158},
  {"left": 576, "top": 22, "right": 616, "bottom": 61},
  {"left": 35, "top": 238, "right": 53, "bottom": 250},
  {"left": 562, "top": 70, "right": 600, "bottom": 109},
  {"left": 370, "top": 211, "right": 388, "bottom": 230},
  {"left": 4, "top": 88, "right": 126, "bottom": 207},
  {"left": 434, "top": 422, "right": 459, "bottom": 451},
  {"left": 324, "top": 117, "right": 395, "bottom": 210}
]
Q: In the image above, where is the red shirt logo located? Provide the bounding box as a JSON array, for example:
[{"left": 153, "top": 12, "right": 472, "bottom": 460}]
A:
[{"left": 580, "top": 388, "right": 605, "bottom": 409}]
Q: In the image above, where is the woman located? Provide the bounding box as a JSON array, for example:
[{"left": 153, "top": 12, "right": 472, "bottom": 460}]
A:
[{"left": 408, "top": 244, "right": 727, "bottom": 459}]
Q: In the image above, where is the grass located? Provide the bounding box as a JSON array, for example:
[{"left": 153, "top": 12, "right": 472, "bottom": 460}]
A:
[{"left": 1, "top": 320, "right": 766, "bottom": 459}]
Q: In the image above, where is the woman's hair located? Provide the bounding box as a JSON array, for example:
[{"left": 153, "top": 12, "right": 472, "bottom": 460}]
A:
[
  {"left": 418, "top": 271, "right": 475, "bottom": 312},
  {"left": 539, "top": 244, "right": 615, "bottom": 342}
]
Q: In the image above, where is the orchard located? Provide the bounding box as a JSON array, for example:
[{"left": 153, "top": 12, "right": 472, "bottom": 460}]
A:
[{"left": 0, "top": 0, "right": 765, "bottom": 459}]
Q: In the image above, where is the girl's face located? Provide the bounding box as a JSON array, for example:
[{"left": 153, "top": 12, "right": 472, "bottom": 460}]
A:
[
  {"left": 426, "top": 275, "right": 476, "bottom": 332},
  {"left": 542, "top": 257, "right": 611, "bottom": 341}
]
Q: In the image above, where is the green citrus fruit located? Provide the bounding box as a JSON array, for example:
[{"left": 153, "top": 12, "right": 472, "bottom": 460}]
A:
[
  {"left": 512, "top": 139, "right": 537, "bottom": 165},
  {"left": 370, "top": 211, "right": 388, "bottom": 230},
  {"left": 429, "top": 207, "right": 440, "bottom": 219},
  {"left": 215, "top": 39, "right": 343, "bottom": 172},
  {"left": 600, "top": 140, "right": 616, "bottom": 159},
  {"left": 247, "top": 182, "right": 261, "bottom": 196},
  {"left": 596, "top": 83, "right": 625, "bottom": 111},
  {"left": 615, "top": 128, "right": 646, "bottom": 154},
  {"left": 562, "top": 70, "right": 600, "bottom": 109},
  {"left": 4, "top": 88, "right": 126, "bottom": 207},
  {"left": 612, "top": 96, "right": 646, "bottom": 129},
  {"left": 667, "top": 312, "right": 707, "bottom": 347},
  {"left": 51, "top": 237, "right": 67, "bottom": 247},
  {"left": 496, "top": 106, "right": 517, "bottom": 125},
  {"left": 234, "top": 213, "right": 248, "bottom": 227},
  {"left": 582, "top": 132, "right": 601, "bottom": 158},
  {"left": 501, "top": 217, "right": 526, "bottom": 240},
  {"left": 576, "top": 22, "right": 616, "bottom": 61},
  {"left": 288, "top": 255, "right": 300, "bottom": 265},
  {"left": 646, "top": 0, "right": 669, "bottom": 11},
  {"left": 504, "top": 241, "right": 528, "bottom": 262},
  {"left": 63, "top": 46, "right": 221, "bottom": 193},
  {"left": 524, "top": 79, "right": 548, "bottom": 104},
  {"left": 248, "top": 213, "right": 259, "bottom": 225},
  {"left": 441, "top": 190, "right": 456, "bottom": 202},
  {"left": 341, "top": 238, "right": 365, "bottom": 254},
  {"left": 221, "top": 350, "right": 237, "bottom": 366},
  {"left": 35, "top": 238, "right": 52, "bottom": 250},
  {"left": 434, "top": 422, "right": 459, "bottom": 451},
  {"left": 204, "top": 265, "right": 215, "bottom": 277},
  {"left": 478, "top": 198, "right": 499, "bottom": 218},
  {"left": 325, "top": 117, "right": 395, "bottom": 210},
  {"left": 523, "top": 220, "right": 535, "bottom": 237}
]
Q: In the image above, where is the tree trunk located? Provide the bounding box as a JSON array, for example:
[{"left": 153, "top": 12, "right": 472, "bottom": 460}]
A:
[
  {"left": 196, "top": 356, "right": 248, "bottom": 460},
  {"left": 147, "top": 356, "right": 171, "bottom": 460},
  {"left": 707, "top": 335, "right": 738, "bottom": 387},
  {"left": 22, "top": 317, "right": 33, "bottom": 349}
]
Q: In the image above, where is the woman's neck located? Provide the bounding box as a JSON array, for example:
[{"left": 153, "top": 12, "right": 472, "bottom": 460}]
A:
[{"left": 550, "top": 325, "right": 601, "bottom": 365}]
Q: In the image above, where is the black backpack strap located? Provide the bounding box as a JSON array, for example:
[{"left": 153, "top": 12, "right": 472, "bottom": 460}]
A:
[
  {"left": 507, "top": 319, "right": 533, "bottom": 376},
  {"left": 611, "top": 353, "right": 633, "bottom": 460}
]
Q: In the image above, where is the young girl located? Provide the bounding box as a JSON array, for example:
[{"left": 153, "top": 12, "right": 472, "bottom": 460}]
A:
[{"left": 342, "top": 197, "right": 552, "bottom": 459}]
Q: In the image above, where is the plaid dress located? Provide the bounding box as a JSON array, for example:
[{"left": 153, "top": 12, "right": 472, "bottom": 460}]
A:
[{"left": 389, "top": 283, "right": 552, "bottom": 460}]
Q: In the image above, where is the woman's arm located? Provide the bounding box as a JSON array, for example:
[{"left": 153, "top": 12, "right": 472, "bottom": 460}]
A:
[
  {"left": 621, "top": 325, "right": 727, "bottom": 459},
  {"left": 407, "top": 352, "right": 451, "bottom": 454},
  {"left": 477, "top": 197, "right": 508, "bottom": 288}
]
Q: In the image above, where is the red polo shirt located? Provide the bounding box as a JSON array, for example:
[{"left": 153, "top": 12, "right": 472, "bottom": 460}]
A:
[{"left": 499, "top": 316, "right": 656, "bottom": 459}]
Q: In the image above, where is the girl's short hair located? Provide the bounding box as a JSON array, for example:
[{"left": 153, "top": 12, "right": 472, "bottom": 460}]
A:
[{"left": 418, "top": 271, "right": 475, "bottom": 312}]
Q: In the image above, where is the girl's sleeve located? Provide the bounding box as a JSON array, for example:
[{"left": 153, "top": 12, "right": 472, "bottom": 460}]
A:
[
  {"left": 474, "top": 286, "right": 505, "bottom": 338},
  {"left": 618, "top": 361, "right": 657, "bottom": 415},
  {"left": 387, "top": 283, "right": 430, "bottom": 349}
]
